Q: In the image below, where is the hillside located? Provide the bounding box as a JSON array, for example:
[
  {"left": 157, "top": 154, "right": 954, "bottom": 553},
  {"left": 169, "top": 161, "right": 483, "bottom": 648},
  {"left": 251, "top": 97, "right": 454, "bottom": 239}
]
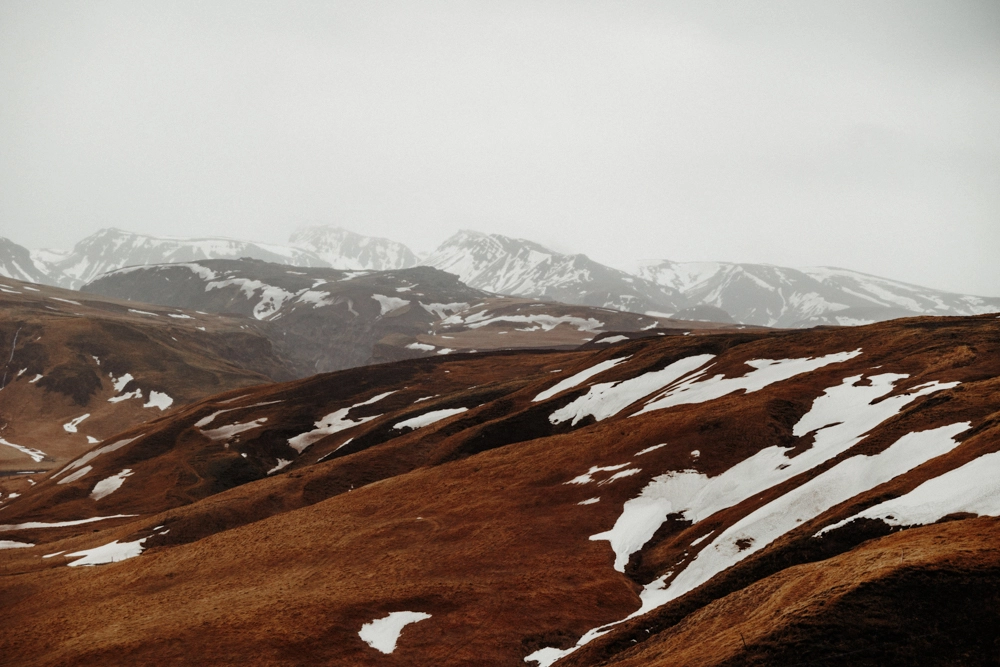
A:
[
  {"left": 0, "top": 275, "right": 291, "bottom": 477},
  {"left": 1, "top": 313, "right": 997, "bottom": 665}
]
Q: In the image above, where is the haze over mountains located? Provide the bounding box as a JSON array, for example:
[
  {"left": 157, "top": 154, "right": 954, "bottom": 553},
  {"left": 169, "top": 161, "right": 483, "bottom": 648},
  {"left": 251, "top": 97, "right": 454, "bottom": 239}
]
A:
[{"left": 1, "top": 226, "right": 998, "bottom": 329}]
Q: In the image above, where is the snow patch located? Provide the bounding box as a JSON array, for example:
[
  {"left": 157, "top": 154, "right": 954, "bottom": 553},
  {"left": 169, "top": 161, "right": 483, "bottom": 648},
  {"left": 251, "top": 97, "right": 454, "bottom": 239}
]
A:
[
  {"left": 287, "top": 392, "right": 393, "bottom": 453},
  {"left": 201, "top": 418, "right": 267, "bottom": 441},
  {"left": 820, "top": 447, "right": 1000, "bottom": 533},
  {"left": 90, "top": 469, "right": 134, "bottom": 500},
  {"left": 63, "top": 413, "right": 91, "bottom": 433},
  {"left": 372, "top": 294, "right": 409, "bottom": 315},
  {"left": 636, "top": 349, "right": 863, "bottom": 416},
  {"left": 267, "top": 458, "right": 292, "bottom": 475},
  {"left": 143, "top": 391, "right": 173, "bottom": 410},
  {"left": 66, "top": 537, "right": 147, "bottom": 566},
  {"left": 550, "top": 354, "right": 714, "bottom": 426},
  {"left": 0, "top": 437, "right": 47, "bottom": 463},
  {"left": 52, "top": 435, "right": 143, "bottom": 480},
  {"left": 533, "top": 356, "right": 631, "bottom": 403},
  {"left": 0, "top": 515, "right": 136, "bottom": 531},
  {"left": 0, "top": 540, "right": 33, "bottom": 549},
  {"left": 643, "top": 422, "right": 969, "bottom": 613},
  {"left": 566, "top": 463, "right": 631, "bottom": 485},
  {"left": 393, "top": 407, "right": 468, "bottom": 430},
  {"left": 359, "top": 611, "right": 432, "bottom": 654}
]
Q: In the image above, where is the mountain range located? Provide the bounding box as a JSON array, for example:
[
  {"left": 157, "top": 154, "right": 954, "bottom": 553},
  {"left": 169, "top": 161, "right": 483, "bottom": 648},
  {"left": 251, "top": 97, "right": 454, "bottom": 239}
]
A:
[{"left": 2, "top": 226, "right": 998, "bottom": 327}]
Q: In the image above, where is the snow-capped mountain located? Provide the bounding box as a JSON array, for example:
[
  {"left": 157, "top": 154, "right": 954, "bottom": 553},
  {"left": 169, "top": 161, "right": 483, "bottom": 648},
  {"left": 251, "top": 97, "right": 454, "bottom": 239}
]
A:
[
  {"left": 11, "top": 225, "right": 999, "bottom": 328},
  {"left": 635, "top": 259, "right": 1000, "bottom": 327},
  {"left": 42, "top": 228, "right": 331, "bottom": 289},
  {"left": 421, "top": 230, "right": 688, "bottom": 314},
  {"left": 289, "top": 225, "right": 420, "bottom": 271},
  {"left": 0, "top": 237, "right": 53, "bottom": 285}
]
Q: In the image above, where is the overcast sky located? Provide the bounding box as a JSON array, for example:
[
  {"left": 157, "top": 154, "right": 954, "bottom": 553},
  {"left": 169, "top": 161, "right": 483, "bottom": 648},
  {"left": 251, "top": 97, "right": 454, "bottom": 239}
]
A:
[{"left": 1, "top": 1, "right": 998, "bottom": 295}]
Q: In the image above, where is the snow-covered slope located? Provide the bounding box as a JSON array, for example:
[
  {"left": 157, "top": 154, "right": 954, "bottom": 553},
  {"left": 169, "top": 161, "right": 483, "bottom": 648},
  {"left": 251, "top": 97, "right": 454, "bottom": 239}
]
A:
[
  {"left": 422, "top": 230, "right": 688, "bottom": 315},
  {"left": 288, "top": 226, "right": 419, "bottom": 271},
  {"left": 45, "top": 228, "right": 330, "bottom": 289},
  {"left": 800, "top": 266, "right": 1000, "bottom": 323},
  {"left": 635, "top": 259, "right": 1000, "bottom": 327},
  {"left": 0, "top": 238, "right": 54, "bottom": 285}
]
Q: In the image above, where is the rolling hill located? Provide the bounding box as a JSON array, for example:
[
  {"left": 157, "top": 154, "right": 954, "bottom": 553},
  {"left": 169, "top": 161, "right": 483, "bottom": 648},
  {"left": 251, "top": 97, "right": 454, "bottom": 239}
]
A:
[{"left": 1, "top": 312, "right": 997, "bottom": 666}]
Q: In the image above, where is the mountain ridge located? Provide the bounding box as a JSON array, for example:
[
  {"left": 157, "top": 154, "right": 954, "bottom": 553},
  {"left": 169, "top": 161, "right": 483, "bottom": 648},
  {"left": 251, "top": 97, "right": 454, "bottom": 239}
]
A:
[{"left": 4, "top": 227, "right": 998, "bottom": 327}]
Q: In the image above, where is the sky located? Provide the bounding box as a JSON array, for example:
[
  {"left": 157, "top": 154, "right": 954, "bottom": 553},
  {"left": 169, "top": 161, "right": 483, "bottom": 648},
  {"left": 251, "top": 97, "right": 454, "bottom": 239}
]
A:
[{"left": 0, "top": 1, "right": 998, "bottom": 295}]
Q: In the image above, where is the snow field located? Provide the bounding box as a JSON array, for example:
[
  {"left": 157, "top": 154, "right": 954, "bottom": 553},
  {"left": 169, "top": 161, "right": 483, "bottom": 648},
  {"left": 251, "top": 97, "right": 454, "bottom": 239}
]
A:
[
  {"left": 529, "top": 369, "right": 962, "bottom": 664},
  {"left": 639, "top": 422, "right": 969, "bottom": 615},
  {"left": 590, "top": 371, "right": 960, "bottom": 572}
]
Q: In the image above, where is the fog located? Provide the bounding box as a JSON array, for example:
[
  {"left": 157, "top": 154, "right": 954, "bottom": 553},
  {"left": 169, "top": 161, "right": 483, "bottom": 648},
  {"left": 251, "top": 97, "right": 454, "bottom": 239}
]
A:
[{"left": 1, "top": 1, "right": 997, "bottom": 294}]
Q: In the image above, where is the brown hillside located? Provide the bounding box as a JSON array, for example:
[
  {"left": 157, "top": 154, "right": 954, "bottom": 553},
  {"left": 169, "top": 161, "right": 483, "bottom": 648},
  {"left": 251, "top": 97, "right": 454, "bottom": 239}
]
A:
[{"left": 0, "top": 314, "right": 998, "bottom": 666}]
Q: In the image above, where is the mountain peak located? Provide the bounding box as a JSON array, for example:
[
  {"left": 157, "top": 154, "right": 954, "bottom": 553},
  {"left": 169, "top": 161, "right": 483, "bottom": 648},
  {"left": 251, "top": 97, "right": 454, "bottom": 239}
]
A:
[{"left": 289, "top": 225, "right": 419, "bottom": 271}]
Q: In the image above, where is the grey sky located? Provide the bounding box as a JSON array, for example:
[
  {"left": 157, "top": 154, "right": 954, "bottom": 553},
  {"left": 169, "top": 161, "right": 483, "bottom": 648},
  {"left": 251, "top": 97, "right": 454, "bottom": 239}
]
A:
[{"left": 1, "top": 1, "right": 998, "bottom": 295}]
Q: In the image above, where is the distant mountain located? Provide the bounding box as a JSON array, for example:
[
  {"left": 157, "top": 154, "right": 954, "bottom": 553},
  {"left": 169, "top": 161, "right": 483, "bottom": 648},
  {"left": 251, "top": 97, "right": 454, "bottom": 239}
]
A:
[
  {"left": 0, "top": 237, "right": 53, "bottom": 285},
  {"left": 41, "top": 228, "right": 331, "bottom": 289},
  {"left": 14, "top": 226, "right": 999, "bottom": 329},
  {"left": 84, "top": 259, "right": 732, "bottom": 376},
  {"left": 421, "top": 230, "right": 688, "bottom": 315},
  {"left": 289, "top": 225, "right": 420, "bottom": 271},
  {"left": 635, "top": 260, "right": 1000, "bottom": 327}
]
